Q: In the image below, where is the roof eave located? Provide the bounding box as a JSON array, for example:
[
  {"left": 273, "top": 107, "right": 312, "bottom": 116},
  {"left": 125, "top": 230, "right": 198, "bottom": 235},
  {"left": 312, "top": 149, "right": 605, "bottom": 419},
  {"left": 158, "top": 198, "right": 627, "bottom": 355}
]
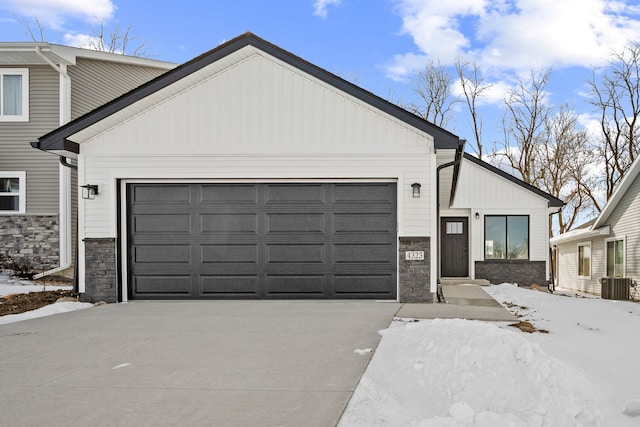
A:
[{"left": 35, "top": 32, "right": 461, "bottom": 152}]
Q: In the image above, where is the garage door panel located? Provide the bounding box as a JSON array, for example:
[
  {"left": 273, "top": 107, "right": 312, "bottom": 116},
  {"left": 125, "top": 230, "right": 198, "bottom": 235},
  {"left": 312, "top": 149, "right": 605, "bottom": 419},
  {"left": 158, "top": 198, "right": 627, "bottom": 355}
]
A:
[
  {"left": 200, "top": 275, "right": 259, "bottom": 295},
  {"left": 266, "top": 213, "right": 325, "bottom": 234},
  {"left": 134, "top": 276, "right": 192, "bottom": 295},
  {"left": 134, "top": 245, "right": 191, "bottom": 264},
  {"left": 266, "top": 275, "right": 324, "bottom": 294},
  {"left": 333, "top": 213, "right": 394, "bottom": 233},
  {"left": 334, "top": 275, "right": 394, "bottom": 294},
  {"left": 133, "top": 214, "right": 191, "bottom": 233},
  {"left": 334, "top": 244, "right": 395, "bottom": 264},
  {"left": 201, "top": 244, "right": 258, "bottom": 264},
  {"left": 266, "top": 244, "right": 326, "bottom": 264},
  {"left": 128, "top": 183, "right": 397, "bottom": 300},
  {"left": 200, "top": 213, "right": 258, "bottom": 233},
  {"left": 265, "top": 184, "right": 326, "bottom": 204},
  {"left": 132, "top": 184, "right": 191, "bottom": 204},
  {"left": 200, "top": 184, "right": 258, "bottom": 204}
]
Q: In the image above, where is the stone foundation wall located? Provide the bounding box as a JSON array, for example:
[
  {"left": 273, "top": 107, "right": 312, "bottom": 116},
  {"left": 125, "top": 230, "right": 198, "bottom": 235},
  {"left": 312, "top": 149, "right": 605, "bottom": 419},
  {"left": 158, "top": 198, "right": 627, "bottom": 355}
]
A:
[
  {"left": 475, "top": 260, "right": 546, "bottom": 286},
  {"left": 82, "top": 238, "right": 117, "bottom": 303},
  {"left": 0, "top": 215, "right": 59, "bottom": 272},
  {"left": 399, "top": 237, "right": 432, "bottom": 302}
]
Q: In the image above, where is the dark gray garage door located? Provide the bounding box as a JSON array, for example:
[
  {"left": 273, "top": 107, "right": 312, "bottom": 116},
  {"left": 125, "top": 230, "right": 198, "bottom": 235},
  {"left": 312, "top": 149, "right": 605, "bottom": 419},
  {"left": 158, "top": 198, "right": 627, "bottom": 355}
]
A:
[{"left": 127, "top": 183, "right": 397, "bottom": 299}]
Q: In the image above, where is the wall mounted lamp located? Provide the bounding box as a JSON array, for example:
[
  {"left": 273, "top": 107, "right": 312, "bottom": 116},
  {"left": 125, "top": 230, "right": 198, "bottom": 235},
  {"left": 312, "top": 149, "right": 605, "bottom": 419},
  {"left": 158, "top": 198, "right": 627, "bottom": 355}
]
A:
[
  {"left": 81, "top": 184, "right": 99, "bottom": 200},
  {"left": 411, "top": 182, "right": 421, "bottom": 198},
  {"left": 475, "top": 212, "right": 480, "bottom": 219}
]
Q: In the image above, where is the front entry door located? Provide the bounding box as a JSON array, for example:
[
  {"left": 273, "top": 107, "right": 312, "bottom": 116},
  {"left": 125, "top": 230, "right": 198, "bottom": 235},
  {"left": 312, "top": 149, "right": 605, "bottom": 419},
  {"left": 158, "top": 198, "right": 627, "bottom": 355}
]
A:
[{"left": 441, "top": 217, "right": 469, "bottom": 277}]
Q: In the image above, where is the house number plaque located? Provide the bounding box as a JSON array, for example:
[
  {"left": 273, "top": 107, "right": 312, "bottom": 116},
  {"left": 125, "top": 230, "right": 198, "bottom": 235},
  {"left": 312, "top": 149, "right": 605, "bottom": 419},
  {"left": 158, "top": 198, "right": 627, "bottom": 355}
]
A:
[{"left": 405, "top": 251, "right": 424, "bottom": 261}]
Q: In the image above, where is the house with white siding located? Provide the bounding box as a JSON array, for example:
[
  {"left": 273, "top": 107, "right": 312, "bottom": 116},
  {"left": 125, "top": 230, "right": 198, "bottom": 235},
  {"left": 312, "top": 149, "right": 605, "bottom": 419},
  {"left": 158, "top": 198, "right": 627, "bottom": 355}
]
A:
[
  {"left": 31, "top": 33, "right": 563, "bottom": 302},
  {"left": 551, "top": 156, "right": 640, "bottom": 299},
  {"left": 0, "top": 43, "right": 175, "bottom": 276}
]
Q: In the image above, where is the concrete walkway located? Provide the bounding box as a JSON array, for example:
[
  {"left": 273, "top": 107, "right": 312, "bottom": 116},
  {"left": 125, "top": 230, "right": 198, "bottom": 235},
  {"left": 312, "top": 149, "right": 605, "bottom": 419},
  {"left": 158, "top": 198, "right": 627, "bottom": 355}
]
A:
[
  {"left": 396, "top": 284, "right": 518, "bottom": 322},
  {"left": 0, "top": 301, "right": 400, "bottom": 427}
]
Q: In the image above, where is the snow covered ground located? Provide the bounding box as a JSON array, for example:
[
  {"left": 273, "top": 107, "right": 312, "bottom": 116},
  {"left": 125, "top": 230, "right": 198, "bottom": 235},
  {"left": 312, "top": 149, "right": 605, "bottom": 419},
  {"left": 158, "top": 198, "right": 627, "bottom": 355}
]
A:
[
  {"left": 0, "top": 271, "right": 93, "bottom": 325},
  {"left": 340, "top": 284, "right": 640, "bottom": 427}
]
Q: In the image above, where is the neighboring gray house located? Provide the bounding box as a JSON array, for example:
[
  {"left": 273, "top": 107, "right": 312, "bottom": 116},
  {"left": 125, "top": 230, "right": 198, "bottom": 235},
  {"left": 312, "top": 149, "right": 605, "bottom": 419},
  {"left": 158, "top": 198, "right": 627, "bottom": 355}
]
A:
[
  {"left": 551, "top": 155, "right": 640, "bottom": 299},
  {"left": 0, "top": 43, "right": 175, "bottom": 275},
  {"left": 32, "top": 33, "right": 562, "bottom": 303}
]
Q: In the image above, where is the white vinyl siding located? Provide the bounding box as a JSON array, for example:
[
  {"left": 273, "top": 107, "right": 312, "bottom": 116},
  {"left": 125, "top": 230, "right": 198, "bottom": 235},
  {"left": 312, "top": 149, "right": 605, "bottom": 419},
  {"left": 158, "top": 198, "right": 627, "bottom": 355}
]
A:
[
  {"left": 605, "top": 171, "right": 640, "bottom": 281},
  {"left": 0, "top": 171, "right": 26, "bottom": 214},
  {"left": 556, "top": 238, "right": 605, "bottom": 295},
  {"left": 0, "top": 68, "right": 28, "bottom": 121}
]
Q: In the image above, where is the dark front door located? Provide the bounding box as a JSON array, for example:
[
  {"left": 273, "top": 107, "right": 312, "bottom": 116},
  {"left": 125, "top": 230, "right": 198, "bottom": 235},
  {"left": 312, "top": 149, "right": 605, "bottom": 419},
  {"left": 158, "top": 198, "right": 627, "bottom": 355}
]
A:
[
  {"left": 441, "top": 217, "right": 469, "bottom": 277},
  {"left": 127, "top": 182, "right": 397, "bottom": 300}
]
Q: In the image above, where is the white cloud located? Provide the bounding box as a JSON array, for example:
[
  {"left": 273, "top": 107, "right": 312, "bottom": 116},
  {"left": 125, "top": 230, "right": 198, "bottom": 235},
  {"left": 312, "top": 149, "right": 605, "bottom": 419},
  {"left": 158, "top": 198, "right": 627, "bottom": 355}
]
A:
[
  {"left": 388, "top": 0, "right": 640, "bottom": 78},
  {"left": 63, "top": 32, "right": 103, "bottom": 51},
  {"left": 0, "top": 0, "right": 115, "bottom": 29},
  {"left": 313, "top": 0, "right": 342, "bottom": 18}
]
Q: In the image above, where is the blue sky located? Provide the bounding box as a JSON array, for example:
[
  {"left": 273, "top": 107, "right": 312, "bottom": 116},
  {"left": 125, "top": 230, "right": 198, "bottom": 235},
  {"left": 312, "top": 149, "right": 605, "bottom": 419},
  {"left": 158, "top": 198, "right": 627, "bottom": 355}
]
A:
[{"left": 1, "top": 0, "right": 640, "bottom": 149}]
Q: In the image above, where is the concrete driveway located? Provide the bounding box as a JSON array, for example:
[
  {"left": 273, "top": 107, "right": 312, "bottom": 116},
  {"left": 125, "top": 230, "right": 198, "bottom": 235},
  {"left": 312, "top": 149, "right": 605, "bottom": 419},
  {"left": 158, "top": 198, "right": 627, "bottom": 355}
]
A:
[{"left": 0, "top": 301, "right": 400, "bottom": 427}]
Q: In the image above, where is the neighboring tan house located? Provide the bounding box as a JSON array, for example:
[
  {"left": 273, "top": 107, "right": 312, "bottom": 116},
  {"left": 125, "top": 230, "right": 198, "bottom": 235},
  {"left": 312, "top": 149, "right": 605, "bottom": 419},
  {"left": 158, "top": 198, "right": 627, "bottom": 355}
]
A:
[
  {"left": 551, "top": 156, "right": 640, "bottom": 299},
  {"left": 0, "top": 43, "right": 175, "bottom": 276},
  {"left": 31, "top": 33, "right": 562, "bottom": 303}
]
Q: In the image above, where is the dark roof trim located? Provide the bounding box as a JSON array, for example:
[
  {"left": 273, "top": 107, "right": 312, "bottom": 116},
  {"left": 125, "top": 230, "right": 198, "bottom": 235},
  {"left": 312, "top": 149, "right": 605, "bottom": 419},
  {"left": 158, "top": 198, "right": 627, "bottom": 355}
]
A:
[
  {"left": 31, "top": 139, "right": 79, "bottom": 154},
  {"left": 463, "top": 153, "right": 564, "bottom": 208},
  {"left": 35, "top": 32, "right": 461, "bottom": 153},
  {"left": 448, "top": 139, "right": 466, "bottom": 205}
]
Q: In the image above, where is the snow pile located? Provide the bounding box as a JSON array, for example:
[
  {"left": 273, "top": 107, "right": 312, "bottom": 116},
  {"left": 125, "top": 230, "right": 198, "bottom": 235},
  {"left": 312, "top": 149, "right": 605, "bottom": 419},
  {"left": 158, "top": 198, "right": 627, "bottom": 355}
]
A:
[
  {"left": 0, "top": 270, "right": 91, "bottom": 325},
  {"left": 340, "top": 318, "right": 603, "bottom": 427},
  {"left": 0, "top": 271, "right": 72, "bottom": 296},
  {"left": 0, "top": 301, "right": 93, "bottom": 325}
]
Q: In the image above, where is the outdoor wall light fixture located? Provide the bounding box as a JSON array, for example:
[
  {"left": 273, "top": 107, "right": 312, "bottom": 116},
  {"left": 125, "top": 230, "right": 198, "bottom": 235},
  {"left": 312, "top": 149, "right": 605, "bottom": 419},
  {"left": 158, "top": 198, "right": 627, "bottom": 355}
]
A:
[
  {"left": 475, "top": 212, "right": 480, "bottom": 219},
  {"left": 411, "top": 182, "right": 421, "bottom": 198},
  {"left": 81, "top": 184, "right": 99, "bottom": 200}
]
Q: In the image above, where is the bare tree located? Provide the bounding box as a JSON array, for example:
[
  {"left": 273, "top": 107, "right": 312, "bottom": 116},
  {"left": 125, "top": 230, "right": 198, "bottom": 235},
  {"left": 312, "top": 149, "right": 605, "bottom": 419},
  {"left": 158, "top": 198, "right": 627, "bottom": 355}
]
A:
[
  {"left": 587, "top": 42, "right": 640, "bottom": 199},
  {"left": 408, "top": 60, "right": 460, "bottom": 127},
  {"left": 22, "top": 17, "right": 147, "bottom": 57},
  {"left": 455, "top": 59, "right": 492, "bottom": 159},
  {"left": 498, "top": 68, "right": 552, "bottom": 186},
  {"left": 539, "top": 106, "right": 595, "bottom": 233}
]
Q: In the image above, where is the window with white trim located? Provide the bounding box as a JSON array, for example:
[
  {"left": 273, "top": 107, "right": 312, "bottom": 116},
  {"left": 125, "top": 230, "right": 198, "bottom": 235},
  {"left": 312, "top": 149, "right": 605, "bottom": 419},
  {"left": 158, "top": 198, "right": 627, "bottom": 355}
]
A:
[
  {"left": 0, "top": 172, "right": 26, "bottom": 213},
  {"left": 0, "top": 68, "right": 29, "bottom": 122},
  {"left": 605, "top": 237, "right": 625, "bottom": 278},
  {"left": 577, "top": 242, "right": 591, "bottom": 278}
]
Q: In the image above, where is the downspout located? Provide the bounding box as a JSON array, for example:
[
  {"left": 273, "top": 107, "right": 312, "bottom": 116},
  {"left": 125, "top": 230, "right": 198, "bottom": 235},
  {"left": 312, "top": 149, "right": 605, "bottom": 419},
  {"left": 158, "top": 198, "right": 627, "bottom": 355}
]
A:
[
  {"left": 547, "top": 208, "right": 563, "bottom": 293},
  {"left": 435, "top": 140, "right": 465, "bottom": 303},
  {"left": 32, "top": 46, "right": 74, "bottom": 280}
]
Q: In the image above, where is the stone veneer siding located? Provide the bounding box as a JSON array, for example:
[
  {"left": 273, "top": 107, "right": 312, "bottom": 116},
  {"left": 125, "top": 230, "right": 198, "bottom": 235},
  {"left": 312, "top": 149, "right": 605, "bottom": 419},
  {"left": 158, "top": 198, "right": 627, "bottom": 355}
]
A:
[
  {"left": 399, "top": 237, "right": 432, "bottom": 302},
  {"left": 0, "top": 215, "right": 59, "bottom": 273},
  {"left": 82, "top": 238, "right": 117, "bottom": 303},
  {"left": 475, "top": 260, "right": 546, "bottom": 286}
]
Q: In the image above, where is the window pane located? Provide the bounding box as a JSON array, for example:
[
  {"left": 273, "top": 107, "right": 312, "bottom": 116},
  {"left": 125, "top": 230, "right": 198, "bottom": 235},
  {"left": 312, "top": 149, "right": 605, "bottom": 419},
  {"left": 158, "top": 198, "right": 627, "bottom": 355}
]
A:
[
  {"left": 485, "top": 217, "right": 506, "bottom": 259},
  {"left": 507, "top": 216, "right": 528, "bottom": 259},
  {"left": 615, "top": 240, "right": 624, "bottom": 277},
  {"left": 2, "top": 74, "right": 22, "bottom": 115},
  {"left": 607, "top": 241, "right": 614, "bottom": 276},
  {"left": 0, "top": 195, "right": 19, "bottom": 211},
  {"left": 0, "top": 177, "right": 19, "bottom": 193},
  {"left": 446, "top": 221, "right": 463, "bottom": 234},
  {"left": 578, "top": 245, "right": 590, "bottom": 276}
]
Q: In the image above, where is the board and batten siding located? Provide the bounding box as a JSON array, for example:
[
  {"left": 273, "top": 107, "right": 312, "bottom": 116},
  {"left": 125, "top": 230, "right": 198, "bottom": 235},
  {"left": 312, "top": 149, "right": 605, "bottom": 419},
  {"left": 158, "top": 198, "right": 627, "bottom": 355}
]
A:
[
  {"left": 77, "top": 48, "right": 435, "bottom": 239},
  {"left": 604, "top": 171, "right": 640, "bottom": 280},
  {"left": 452, "top": 158, "right": 551, "bottom": 264},
  {"left": 68, "top": 58, "right": 169, "bottom": 120},
  {"left": 0, "top": 65, "right": 59, "bottom": 214}
]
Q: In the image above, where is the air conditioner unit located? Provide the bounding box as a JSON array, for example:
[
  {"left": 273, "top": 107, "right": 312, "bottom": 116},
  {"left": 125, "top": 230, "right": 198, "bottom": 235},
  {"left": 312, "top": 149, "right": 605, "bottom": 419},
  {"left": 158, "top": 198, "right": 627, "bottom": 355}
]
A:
[{"left": 600, "top": 277, "right": 631, "bottom": 300}]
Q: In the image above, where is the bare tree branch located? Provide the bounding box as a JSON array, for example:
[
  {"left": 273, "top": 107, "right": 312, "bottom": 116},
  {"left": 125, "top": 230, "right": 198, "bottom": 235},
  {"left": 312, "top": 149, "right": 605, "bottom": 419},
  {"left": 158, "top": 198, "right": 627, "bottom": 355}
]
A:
[{"left": 455, "top": 59, "right": 491, "bottom": 159}]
